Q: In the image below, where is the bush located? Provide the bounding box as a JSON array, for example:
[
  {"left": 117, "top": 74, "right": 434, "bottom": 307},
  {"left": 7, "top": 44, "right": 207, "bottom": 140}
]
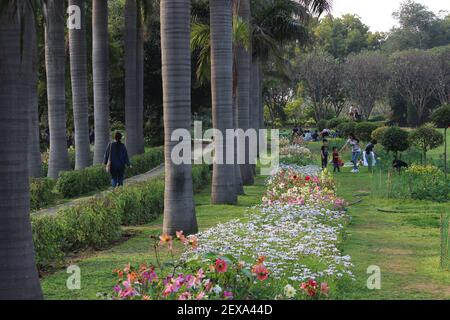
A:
[
  {"left": 409, "top": 126, "right": 443, "bottom": 163},
  {"left": 55, "top": 147, "right": 164, "bottom": 198},
  {"left": 326, "top": 118, "right": 348, "bottom": 129},
  {"left": 30, "top": 178, "right": 58, "bottom": 211},
  {"left": 381, "top": 127, "right": 410, "bottom": 156},
  {"left": 31, "top": 165, "right": 211, "bottom": 270},
  {"left": 371, "top": 126, "right": 389, "bottom": 141},
  {"left": 354, "top": 122, "right": 380, "bottom": 142},
  {"left": 405, "top": 165, "right": 449, "bottom": 201},
  {"left": 368, "top": 115, "right": 386, "bottom": 122},
  {"left": 336, "top": 122, "right": 356, "bottom": 137},
  {"left": 316, "top": 119, "right": 328, "bottom": 131}
]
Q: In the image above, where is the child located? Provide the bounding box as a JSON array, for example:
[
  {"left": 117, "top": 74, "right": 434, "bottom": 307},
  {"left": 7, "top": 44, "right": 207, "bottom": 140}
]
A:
[
  {"left": 320, "top": 139, "right": 329, "bottom": 170},
  {"left": 332, "top": 147, "right": 340, "bottom": 173}
]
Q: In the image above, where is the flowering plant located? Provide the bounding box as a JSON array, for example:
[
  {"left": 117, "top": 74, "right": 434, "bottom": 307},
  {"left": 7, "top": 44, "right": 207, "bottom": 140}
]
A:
[{"left": 110, "top": 232, "right": 270, "bottom": 300}]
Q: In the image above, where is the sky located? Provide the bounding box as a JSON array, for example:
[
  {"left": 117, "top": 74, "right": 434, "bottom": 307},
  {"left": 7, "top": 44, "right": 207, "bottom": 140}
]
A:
[{"left": 330, "top": 0, "right": 450, "bottom": 32}]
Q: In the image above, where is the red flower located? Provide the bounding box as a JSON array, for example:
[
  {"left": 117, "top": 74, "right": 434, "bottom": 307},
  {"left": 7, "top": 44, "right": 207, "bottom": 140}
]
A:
[
  {"left": 305, "top": 176, "right": 311, "bottom": 182},
  {"left": 252, "top": 263, "right": 269, "bottom": 281},
  {"left": 300, "top": 279, "right": 318, "bottom": 297},
  {"left": 215, "top": 258, "right": 228, "bottom": 273}
]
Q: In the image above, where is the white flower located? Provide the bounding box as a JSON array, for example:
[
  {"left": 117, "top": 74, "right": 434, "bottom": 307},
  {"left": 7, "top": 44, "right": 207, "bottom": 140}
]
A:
[
  {"left": 284, "top": 284, "right": 297, "bottom": 298},
  {"left": 212, "top": 285, "right": 222, "bottom": 295}
]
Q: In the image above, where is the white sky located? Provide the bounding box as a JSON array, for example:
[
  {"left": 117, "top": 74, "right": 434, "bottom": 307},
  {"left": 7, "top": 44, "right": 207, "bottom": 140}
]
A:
[{"left": 330, "top": 0, "right": 450, "bottom": 32}]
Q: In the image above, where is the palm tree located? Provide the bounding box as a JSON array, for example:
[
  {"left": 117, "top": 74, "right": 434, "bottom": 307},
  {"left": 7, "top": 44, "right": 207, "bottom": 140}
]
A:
[
  {"left": 235, "top": 0, "right": 254, "bottom": 185},
  {"left": 0, "top": 0, "right": 43, "bottom": 299},
  {"left": 161, "top": 0, "right": 198, "bottom": 235},
  {"left": 27, "top": 2, "right": 42, "bottom": 177},
  {"left": 210, "top": 0, "right": 237, "bottom": 204},
  {"left": 92, "top": 0, "right": 110, "bottom": 164},
  {"left": 124, "top": 0, "right": 139, "bottom": 157},
  {"left": 69, "top": 0, "right": 91, "bottom": 169},
  {"left": 136, "top": 4, "right": 145, "bottom": 154},
  {"left": 44, "top": 0, "right": 70, "bottom": 178}
]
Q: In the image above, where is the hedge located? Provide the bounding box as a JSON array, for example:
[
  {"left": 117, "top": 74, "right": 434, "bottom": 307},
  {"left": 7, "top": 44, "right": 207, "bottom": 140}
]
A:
[
  {"left": 326, "top": 117, "right": 349, "bottom": 129},
  {"left": 354, "top": 122, "right": 380, "bottom": 142},
  {"left": 55, "top": 147, "right": 164, "bottom": 198},
  {"left": 336, "top": 122, "right": 356, "bottom": 137},
  {"left": 31, "top": 164, "right": 211, "bottom": 270},
  {"left": 30, "top": 177, "right": 58, "bottom": 211}
]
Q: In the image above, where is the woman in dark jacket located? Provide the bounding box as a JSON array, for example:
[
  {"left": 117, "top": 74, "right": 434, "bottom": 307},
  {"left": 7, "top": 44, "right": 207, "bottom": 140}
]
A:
[{"left": 104, "top": 132, "right": 131, "bottom": 187}]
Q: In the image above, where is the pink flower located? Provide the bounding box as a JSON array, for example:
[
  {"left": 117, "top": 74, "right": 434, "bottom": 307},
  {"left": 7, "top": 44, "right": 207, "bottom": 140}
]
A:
[
  {"left": 223, "top": 291, "right": 233, "bottom": 300},
  {"left": 196, "top": 291, "right": 206, "bottom": 300},
  {"left": 252, "top": 263, "right": 269, "bottom": 281},
  {"left": 320, "top": 282, "right": 330, "bottom": 296},
  {"left": 178, "top": 292, "right": 192, "bottom": 300}
]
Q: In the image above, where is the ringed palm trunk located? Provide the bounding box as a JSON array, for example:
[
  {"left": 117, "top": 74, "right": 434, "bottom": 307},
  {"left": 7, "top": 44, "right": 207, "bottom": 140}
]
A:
[
  {"left": 69, "top": 0, "right": 91, "bottom": 169},
  {"left": 161, "top": 0, "right": 198, "bottom": 235},
  {"left": 0, "top": 2, "right": 43, "bottom": 299},
  {"left": 93, "top": 0, "right": 111, "bottom": 164},
  {"left": 124, "top": 0, "right": 139, "bottom": 156},
  {"left": 233, "top": 57, "right": 244, "bottom": 195},
  {"left": 210, "top": 0, "right": 237, "bottom": 205},
  {"left": 250, "top": 58, "right": 261, "bottom": 176},
  {"left": 136, "top": 8, "right": 145, "bottom": 154},
  {"left": 27, "top": 8, "right": 42, "bottom": 177},
  {"left": 45, "top": 0, "right": 70, "bottom": 179},
  {"left": 235, "top": 0, "right": 253, "bottom": 185}
]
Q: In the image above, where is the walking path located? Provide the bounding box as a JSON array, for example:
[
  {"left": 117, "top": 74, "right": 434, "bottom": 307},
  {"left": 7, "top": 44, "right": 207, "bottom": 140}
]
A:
[{"left": 33, "top": 141, "right": 212, "bottom": 217}]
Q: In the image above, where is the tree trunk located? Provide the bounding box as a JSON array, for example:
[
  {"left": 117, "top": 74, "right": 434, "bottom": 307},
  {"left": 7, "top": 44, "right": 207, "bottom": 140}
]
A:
[
  {"left": 235, "top": 0, "right": 253, "bottom": 186},
  {"left": 161, "top": 0, "right": 198, "bottom": 235},
  {"left": 233, "top": 54, "right": 244, "bottom": 195},
  {"left": 0, "top": 2, "right": 43, "bottom": 299},
  {"left": 445, "top": 128, "right": 448, "bottom": 180},
  {"left": 45, "top": 0, "right": 70, "bottom": 179},
  {"left": 69, "top": 0, "right": 91, "bottom": 169},
  {"left": 250, "top": 58, "right": 261, "bottom": 176},
  {"left": 124, "top": 0, "right": 139, "bottom": 156},
  {"left": 136, "top": 10, "right": 145, "bottom": 154},
  {"left": 93, "top": 0, "right": 111, "bottom": 164},
  {"left": 26, "top": 8, "right": 42, "bottom": 177},
  {"left": 210, "top": 0, "right": 237, "bottom": 205}
]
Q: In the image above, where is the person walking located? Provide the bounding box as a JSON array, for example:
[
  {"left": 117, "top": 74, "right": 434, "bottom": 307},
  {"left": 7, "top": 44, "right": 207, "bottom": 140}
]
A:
[
  {"left": 364, "top": 139, "right": 377, "bottom": 172},
  {"left": 104, "top": 131, "right": 131, "bottom": 187},
  {"left": 320, "top": 139, "right": 329, "bottom": 170},
  {"left": 341, "top": 134, "right": 361, "bottom": 173}
]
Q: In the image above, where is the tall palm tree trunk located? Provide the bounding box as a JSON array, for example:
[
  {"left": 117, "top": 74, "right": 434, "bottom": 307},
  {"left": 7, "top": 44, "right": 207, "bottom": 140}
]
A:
[
  {"left": 210, "top": 0, "right": 237, "bottom": 205},
  {"left": 27, "top": 8, "right": 42, "bottom": 177},
  {"left": 250, "top": 58, "right": 261, "bottom": 175},
  {"left": 233, "top": 56, "right": 244, "bottom": 195},
  {"left": 235, "top": 0, "right": 253, "bottom": 185},
  {"left": 0, "top": 1, "right": 43, "bottom": 299},
  {"left": 69, "top": 0, "right": 91, "bottom": 169},
  {"left": 136, "top": 13, "right": 145, "bottom": 154},
  {"left": 92, "top": 0, "right": 110, "bottom": 164},
  {"left": 161, "top": 0, "right": 198, "bottom": 235},
  {"left": 45, "top": 0, "right": 70, "bottom": 179},
  {"left": 124, "top": 0, "right": 139, "bottom": 156}
]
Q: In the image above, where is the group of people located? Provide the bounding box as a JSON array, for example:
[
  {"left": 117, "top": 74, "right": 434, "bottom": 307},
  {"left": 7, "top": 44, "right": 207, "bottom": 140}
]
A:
[
  {"left": 320, "top": 134, "right": 378, "bottom": 173},
  {"left": 292, "top": 126, "right": 338, "bottom": 144},
  {"left": 348, "top": 105, "right": 362, "bottom": 121}
]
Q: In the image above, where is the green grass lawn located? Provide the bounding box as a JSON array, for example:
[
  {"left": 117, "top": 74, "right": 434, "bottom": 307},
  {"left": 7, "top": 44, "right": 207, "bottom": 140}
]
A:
[
  {"left": 40, "top": 176, "right": 267, "bottom": 300},
  {"left": 334, "top": 167, "right": 450, "bottom": 300}
]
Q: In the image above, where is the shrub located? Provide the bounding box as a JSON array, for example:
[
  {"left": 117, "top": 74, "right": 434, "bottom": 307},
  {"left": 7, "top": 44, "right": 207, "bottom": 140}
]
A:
[
  {"left": 409, "top": 126, "right": 443, "bottom": 163},
  {"left": 316, "top": 119, "right": 328, "bottom": 131},
  {"left": 327, "top": 118, "right": 348, "bottom": 129},
  {"left": 55, "top": 147, "right": 164, "bottom": 198},
  {"left": 368, "top": 115, "right": 386, "bottom": 122},
  {"left": 405, "top": 165, "right": 449, "bottom": 201},
  {"left": 31, "top": 165, "right": 211, "bottom": 270},
  {"left": 381, "top": 127, "right": 410, "bottom": 157},
  {"left": 30, "top": 178, "right": 58, "bottom": 211},
  {"left": 354, "top": 122, "right": 380, "bottom": 142},
  {"left": 336, "top": 122, "right": 356, "bottom": 137},
  {"left": 371, "top": 126, "right": 389, "bottom": 142}
]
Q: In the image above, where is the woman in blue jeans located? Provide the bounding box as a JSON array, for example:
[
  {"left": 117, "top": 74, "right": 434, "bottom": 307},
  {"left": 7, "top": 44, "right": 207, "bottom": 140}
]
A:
[
  {"left": 104, "top": 132, "right": 131, "bottom": 187},
  {"left": 340, "top": 134, "right": 361, "bottom": 173}
]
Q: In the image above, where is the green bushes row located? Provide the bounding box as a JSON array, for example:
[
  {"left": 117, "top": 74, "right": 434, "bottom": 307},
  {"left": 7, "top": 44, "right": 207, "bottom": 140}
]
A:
[
  {"left": 31, "top": 164, "right": 211, "bottom": 270},
  {"left": 336, "top": 121, "right": 383, "bottom": 141},
  {"left": 30, "top": 178, "right": 58, "bottom": 211},
  {"left": 55, "top": 147, "right": 164, "bottom": 198}
]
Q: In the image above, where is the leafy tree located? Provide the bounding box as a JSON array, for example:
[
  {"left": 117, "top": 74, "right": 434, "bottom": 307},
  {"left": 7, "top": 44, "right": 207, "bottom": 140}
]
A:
[
  {"left": 409, "top": 126, "right": 444, "bottom": 164},
  {"left": 344, "top": 51, "right": 389, "bottom": 119},
  {"left": 431, "top": 104, "right": 450, "bottom": 177},
  {"left": 381, "top": 126, "right": 410, "bottom": 159}
]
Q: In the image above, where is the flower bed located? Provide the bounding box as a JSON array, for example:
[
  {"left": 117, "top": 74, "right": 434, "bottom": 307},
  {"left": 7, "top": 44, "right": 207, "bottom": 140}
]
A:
[{"left": 110, "top": 164, "right": 352, "bottom": 300}]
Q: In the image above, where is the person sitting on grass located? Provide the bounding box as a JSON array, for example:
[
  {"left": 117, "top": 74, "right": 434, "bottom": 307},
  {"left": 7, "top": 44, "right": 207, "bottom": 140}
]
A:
[
  {"left": 332, "top": 146, "right": 341, "bottom": 173},
  {"left": 321, "top": 139, "right": 329, "bottom": 170}
]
